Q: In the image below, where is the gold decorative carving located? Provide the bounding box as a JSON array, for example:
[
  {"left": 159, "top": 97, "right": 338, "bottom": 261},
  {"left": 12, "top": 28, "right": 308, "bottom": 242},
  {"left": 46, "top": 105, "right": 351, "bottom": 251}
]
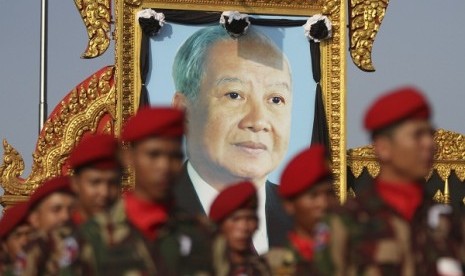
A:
[
  {"left": 115, "top": 0, "right": 346, "bottom": 200},
  {"left": 74, "top": 0, "right": 112, "bottom": 59},
  {"left": 348, "top": 129, "right": 465, "bottom": 181},
  {"left": 349, "top": 0, "right": 389, "bottom": 72},
  {"left": 0, "top": 67, "right": 116, "bottom": 206},
  {"left": 433, "top": 179, "right": 450, "bottom": 204},
  {"left": 348, "top": 129, "right": 465, "bottom": 204}
]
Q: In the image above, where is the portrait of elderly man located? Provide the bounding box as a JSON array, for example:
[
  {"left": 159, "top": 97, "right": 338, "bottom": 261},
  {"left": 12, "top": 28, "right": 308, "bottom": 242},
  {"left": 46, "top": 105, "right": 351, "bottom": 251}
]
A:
[{"left": 172, "top": 25, "right": 292, "bottom": 254}]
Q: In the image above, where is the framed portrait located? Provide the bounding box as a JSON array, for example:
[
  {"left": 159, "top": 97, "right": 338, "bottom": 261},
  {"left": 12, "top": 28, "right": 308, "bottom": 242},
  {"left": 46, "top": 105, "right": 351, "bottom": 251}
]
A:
[{"left": 115, "top": 0, "right": 347, "bottom": 200}]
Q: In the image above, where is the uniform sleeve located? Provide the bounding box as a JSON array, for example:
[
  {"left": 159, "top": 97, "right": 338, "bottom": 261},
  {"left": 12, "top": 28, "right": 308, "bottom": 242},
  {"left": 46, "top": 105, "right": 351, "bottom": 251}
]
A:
[{"left": 313, "top": 214, "right": 349, "bottom": 276}]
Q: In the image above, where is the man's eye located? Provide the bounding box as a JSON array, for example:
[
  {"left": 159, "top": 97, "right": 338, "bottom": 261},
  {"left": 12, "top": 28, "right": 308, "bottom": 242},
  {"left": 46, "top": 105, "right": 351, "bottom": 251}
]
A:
[
  {"left": 225, "top": 92, "right": 241, "bottom": 100},
  {"left": 270, "top": 96, "right": 285, "bottom": 105}
]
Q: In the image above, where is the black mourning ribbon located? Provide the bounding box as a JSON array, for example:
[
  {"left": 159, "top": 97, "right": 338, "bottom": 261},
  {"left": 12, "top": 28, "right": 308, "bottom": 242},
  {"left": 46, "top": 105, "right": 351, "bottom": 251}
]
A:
[
  {"left": 138, "top": 16, "right": 164, "bottom": 107},
  {"left": 309, "top": 20, "right": 330, "bottom": 41},
  {"left": 222, "top": 15, "right": 249, "bottom": 37}
]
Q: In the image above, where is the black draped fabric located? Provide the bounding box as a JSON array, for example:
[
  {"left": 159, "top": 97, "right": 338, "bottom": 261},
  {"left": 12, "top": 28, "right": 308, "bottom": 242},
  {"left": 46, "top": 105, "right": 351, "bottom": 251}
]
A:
[
  {"left": 309, "top": 40, "right": 330, "bottom": 153},
  {"left": 139, "top": 32, "right": 150, "bottom": 107}
]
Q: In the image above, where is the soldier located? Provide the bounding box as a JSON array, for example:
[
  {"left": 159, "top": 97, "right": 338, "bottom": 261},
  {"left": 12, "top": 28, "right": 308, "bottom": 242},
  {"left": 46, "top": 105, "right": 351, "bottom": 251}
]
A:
[
  {"left": 209, "top": 181, "right": 271, "bottom": 276},
  {"left": 0, "top": 202, "right": 31, "bottom": 275},
  {"left": 75, "top": 107, "right": 213, "bottom": 275},
  {"left": 265, "top": 145, "right": 337, "bottom": 275},
  {"left": 26, "top": 176, "right": 75, "bottom": 235},
  {"left": 21, "top": 176, "right": 76, "bottom": 275},
  {"left": 23, "top": 133, "right": 123, "bottom": 275},
  {"left": 68, "top": 133, "right": 122, "bottom": 225},
  {"left": 318, "top": 86, "right": 464, "bottom": 275}
]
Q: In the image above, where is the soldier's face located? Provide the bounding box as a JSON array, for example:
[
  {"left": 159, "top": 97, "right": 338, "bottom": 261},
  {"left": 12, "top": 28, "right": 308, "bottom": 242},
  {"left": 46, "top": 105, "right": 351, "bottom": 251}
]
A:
[
  {"left": 125, "top": 137, "right": 183, "bottom": 202},
  {"left": 175, "top": 40, "right": 292, "bottom": 186},
  {"left": 28, "top": 192, "right": 75, "bottom": 232},
  {"left": 284, "top": 181, "right": 336, "bottom": 233},
  {"left": 220, "top": 209, "right": 258, "bottom": 253},
  {"left": 2, "top": 224, "right": 32, "bottom": 260},
  {"left": 376, "top": 120, "right": 435, "bottom": 180},
  {"left": 71, "top": 168, "right": 121, "bottom": 217}
]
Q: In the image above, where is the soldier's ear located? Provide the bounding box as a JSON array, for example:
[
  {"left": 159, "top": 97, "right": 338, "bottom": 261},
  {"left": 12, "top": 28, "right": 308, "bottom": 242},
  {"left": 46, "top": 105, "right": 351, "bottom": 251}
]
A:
[
  {"left": 70, "top": 176, "right": 79, "bottom": 194},
  {"left": 373, "top": 136, "right": 392, "bottom": 163},
  {"left": 282, "top": 200, "right": 295, "bottom": 216},
  {"left": 27, "top": 211, "right": 40, "bottom": 230},
  {"left": 121, "top": 147, "right": 134, "bottom": 169}
]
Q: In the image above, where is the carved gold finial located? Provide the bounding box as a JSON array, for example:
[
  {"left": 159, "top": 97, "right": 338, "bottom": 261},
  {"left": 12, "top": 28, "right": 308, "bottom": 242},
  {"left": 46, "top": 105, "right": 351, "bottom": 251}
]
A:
[
  {"left": 74, "top": 0, "right": 112, "bottom": 59},
  {"left": 348, "top": 188, "right": 356, "bottom": 199},
  {"left": 433, "top": 179, "right": 450, "bottom": 204},
  {"left": 349, "top": 0, "right": 390, "bottom": 72},
  {"left": 443, "top": 179, "right": 450, "bottom": 204}
]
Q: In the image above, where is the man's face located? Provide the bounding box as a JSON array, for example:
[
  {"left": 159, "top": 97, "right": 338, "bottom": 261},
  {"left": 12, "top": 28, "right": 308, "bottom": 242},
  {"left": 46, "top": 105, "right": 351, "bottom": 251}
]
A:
[
  {"left": 125, "top": 137, "right": 184, "bottom": 202},
  {"left": 28, "top": 192, "right": 75, "bottom": 233},
  {"left": 220, "top": 209, "right": 258, "bottom": 253},
  {"left": 179, "top": 39, "right": 292, "bottom": 184},
  {"left": 2, "top": 224, "right": 32, "bottom": 260},
  {"left": 71, "top": 168, "right": 120, "bottom": 217},
  {"left": 376, "top": 120, "right": 435, "bottom": 180},
  {"left": 284, "top": 181, "right": 336, "bottom": 234}
]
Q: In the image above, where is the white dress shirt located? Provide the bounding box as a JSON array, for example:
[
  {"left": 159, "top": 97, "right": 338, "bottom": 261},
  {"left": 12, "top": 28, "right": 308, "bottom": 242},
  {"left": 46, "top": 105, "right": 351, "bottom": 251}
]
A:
[{"left": 187, "top": 162, "right": 269, "bottom": 254}]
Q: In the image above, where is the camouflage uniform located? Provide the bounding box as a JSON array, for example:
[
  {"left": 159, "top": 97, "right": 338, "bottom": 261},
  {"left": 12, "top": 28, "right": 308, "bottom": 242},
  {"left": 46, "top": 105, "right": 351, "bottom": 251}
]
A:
[
  {"left": 69, "top": 199, "right": 214, "bottom": 276},
  {"left": 212, "top": 236, "right": 271, "bottom": 276},
  {"left": 265, "top": 231, "right": 332, "bottom": 276},
  {"left": 0, "top": 247, "right": 26, "bottom": 276},
  {"left": 316, "top": 184, "right": 464, "bottom": 276},
  {"left": 21, "top": 225, "right": 79, "bottom": 276}
]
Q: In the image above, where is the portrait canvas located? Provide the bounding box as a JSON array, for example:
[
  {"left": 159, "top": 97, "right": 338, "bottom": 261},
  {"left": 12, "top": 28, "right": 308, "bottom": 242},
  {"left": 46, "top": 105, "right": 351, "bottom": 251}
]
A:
[{"left": 147, "top": 14, "right": 316, "bottom": 184}]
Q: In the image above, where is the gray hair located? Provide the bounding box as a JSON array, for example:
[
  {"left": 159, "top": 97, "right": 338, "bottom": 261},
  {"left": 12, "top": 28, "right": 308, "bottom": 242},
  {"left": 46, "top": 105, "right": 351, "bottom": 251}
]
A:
[{"left": 172, "top": 25, "right": 287, "bottom": 101}]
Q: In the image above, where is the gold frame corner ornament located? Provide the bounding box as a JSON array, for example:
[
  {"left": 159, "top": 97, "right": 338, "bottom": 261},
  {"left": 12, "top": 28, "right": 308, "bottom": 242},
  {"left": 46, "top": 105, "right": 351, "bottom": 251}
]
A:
[
  {"left": 349, "top": 0, "right": 390, "bottom": 72},
  {"left": 115, "top": 0, "right": 347, "bottom": 200},
  {"left": 74, "top": 0, "right": 112, "bottom": 59}
]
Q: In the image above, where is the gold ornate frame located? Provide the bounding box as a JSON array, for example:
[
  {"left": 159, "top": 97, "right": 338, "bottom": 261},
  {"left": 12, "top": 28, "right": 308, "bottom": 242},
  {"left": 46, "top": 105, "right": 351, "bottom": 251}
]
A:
[{"left": 115, "top": 0, "right": 347, "bottom": 201}]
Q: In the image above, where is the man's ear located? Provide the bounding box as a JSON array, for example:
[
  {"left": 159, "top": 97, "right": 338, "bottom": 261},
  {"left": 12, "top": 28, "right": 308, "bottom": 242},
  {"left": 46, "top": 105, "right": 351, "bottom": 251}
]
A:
[
  {"left": 70, "top": 176, "right": 80, "bottom": 194},
  {"left": 172, "top": 92, "right": 188, "bottom": 111},
  {"left": 121, "top": 147, "right": 134, "bottom": 170},
  {"left": 374, "top": 136, "right": 392, "bottom": 163},
  {"left": 282, "top": 200, "right": 295, "bottom": 216},
  {"left": 27, "top": 212, "right": 40, "bottom": 230}
]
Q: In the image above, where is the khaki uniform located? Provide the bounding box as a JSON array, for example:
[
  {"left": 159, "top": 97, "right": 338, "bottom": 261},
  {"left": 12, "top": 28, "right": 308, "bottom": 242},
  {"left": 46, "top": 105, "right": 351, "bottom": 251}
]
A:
[
  {"left": 316, "top": 185, "right": 464, "bottom": 276},
  {"left": 21, "top": 225, "right": 79, "bottom": 276},
  {"left": 212, "top": 236, "right": 271, "bottom": 276},
  {"left": 68, "top": 199, "right": 214, "bottom": 276}
]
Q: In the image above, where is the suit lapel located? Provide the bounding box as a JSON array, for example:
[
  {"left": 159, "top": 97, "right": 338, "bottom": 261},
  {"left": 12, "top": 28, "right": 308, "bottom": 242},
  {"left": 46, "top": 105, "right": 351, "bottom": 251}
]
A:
[
  {"left": 265, "top": 181, "right": 292, "bottom": 248},
  {"left": 173, "top": 163, "right": 206, "bottom": 216}
]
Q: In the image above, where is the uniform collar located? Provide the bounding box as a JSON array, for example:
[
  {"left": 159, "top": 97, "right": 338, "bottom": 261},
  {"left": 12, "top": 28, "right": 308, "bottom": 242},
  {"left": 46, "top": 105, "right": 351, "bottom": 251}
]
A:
[
  {"left": 124, "top": 192, "right": 170, "bottom": 240},
  {"left": 375, "top": 179, "right": 424, "bottom": 221}
]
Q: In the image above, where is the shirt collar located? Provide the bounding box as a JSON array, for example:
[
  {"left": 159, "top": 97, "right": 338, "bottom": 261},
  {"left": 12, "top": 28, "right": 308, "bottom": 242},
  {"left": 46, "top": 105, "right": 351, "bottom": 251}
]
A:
[{"left": 187, "top": 161, "right": 269, "bottom": 254}]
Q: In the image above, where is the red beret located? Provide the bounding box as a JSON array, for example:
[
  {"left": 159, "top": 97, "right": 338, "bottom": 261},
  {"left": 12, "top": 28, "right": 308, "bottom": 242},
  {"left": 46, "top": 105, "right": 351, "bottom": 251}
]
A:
[
  {"left": 279, "top": 144, "right": 331, "bottom": 198},
  {"left": 68, "top": 134, "right": 120, "bottom": 170},
  {"left": 0, "top": 202, "right": 30, "bottom": 239},
  {"left": 364, "top": 86, "right": 431, "bottom": 132},
  {"left": 121, "top": 107, "right": 185, "bottom": 143},
  {"left": 209, "top": 181, "right": 257, "bottom": 223},
  {"left": 29, "top": 176, "right": 73, "bottom": 209}
]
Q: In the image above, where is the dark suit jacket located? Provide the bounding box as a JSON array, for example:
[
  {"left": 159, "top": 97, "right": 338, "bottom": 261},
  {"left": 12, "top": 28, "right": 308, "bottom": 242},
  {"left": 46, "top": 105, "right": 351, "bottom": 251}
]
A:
[{"left": 174, "top": 164, "right": 292, "bottom": 248}]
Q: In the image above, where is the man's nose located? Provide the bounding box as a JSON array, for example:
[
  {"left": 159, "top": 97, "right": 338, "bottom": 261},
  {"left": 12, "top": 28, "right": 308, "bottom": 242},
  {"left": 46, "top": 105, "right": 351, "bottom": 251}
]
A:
[
  {"left": 98, "top": 183, "right": 110, "bottom": 199},
  {"left": 238, "top": 99, "right": 271, "bottom": 132}
]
